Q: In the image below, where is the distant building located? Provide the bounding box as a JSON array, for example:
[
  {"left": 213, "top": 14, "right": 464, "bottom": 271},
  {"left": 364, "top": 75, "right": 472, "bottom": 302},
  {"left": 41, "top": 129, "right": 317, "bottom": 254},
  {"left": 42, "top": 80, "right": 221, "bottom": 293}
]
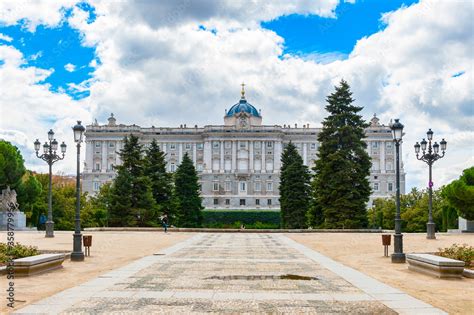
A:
[{"left": 83, "top": 86, "right": 405, "bottom": 208}]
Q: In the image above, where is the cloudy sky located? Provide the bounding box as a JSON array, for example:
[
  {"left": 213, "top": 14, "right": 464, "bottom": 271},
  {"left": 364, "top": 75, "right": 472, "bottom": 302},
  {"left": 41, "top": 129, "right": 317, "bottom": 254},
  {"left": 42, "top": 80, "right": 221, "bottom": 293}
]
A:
[{"left": 0, "top": 0, "right": 472, "bottom": 191}]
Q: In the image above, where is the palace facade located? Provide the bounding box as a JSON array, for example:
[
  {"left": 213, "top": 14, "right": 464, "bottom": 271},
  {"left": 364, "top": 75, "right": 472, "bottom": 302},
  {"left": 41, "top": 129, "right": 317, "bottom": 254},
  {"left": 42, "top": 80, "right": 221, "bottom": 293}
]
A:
[{"left": 83, "top": 87, "right": 405, "bottom": 209}]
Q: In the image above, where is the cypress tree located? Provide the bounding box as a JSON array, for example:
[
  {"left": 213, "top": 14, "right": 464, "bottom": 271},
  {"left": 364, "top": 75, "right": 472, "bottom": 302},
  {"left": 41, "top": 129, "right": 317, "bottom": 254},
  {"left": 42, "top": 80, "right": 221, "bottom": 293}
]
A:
[
  {"left": 309, "top": 80, "right": 371, "bottom": 228},
  {"left": 173, "top": 153, "right": 203, "bottom": 227},
  {"left": 109, "top": 135, "right": 158, "bottom": 227},
  {"left": 279, "top": 142, "right": 310, "bottom": 229},
  {"left": 144, "top": 139, "right": 173, "bottom": 216}
]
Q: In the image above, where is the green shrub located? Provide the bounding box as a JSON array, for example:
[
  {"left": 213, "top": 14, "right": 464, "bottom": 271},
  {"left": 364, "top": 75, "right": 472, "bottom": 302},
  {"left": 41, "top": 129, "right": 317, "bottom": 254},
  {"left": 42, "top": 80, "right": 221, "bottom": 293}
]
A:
[
  {"left": 437, "top": 243, "right": 474, "bottom": 268},
  {"left": 0, "top": 242, "right": 39, "bottom": 263},
  {"left": 202, "top": 210, "right": 280, "bottom": 229}
]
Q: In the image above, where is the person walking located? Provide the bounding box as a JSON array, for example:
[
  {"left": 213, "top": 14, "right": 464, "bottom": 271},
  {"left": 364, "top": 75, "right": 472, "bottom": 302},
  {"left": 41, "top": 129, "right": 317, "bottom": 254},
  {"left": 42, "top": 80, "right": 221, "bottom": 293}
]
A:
[{"left": 161, "top": 213, "right": 169, "bottom": 233}]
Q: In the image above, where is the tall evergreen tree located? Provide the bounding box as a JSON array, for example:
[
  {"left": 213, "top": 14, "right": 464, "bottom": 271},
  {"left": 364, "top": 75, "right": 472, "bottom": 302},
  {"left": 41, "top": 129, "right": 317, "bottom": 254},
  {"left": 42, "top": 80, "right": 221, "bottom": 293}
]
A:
[
  {"left": 108, "top": 135, "right": 158, "bottom": 227},
  {"left": 144, "top": 140, "right": 173, "bottom": 215},
  {"left": 173, "top": 153, "right": 203, "bottom": 227},
  {"left": 309, "top": 80, "right": 371, "bottom": 228},
  {"left": 279, "top": 142, "right": 311, "bottom": 228}
]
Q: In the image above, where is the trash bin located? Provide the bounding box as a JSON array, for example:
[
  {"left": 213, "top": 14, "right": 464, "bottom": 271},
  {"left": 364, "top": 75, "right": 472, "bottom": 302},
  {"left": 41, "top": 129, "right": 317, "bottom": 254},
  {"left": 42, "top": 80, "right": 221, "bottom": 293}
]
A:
[
  {"left": 382, "top": 234, "right": 391, "bottom": 257},
  {"left": 83, "top": 235, "right": 92, "bottom": 256}
]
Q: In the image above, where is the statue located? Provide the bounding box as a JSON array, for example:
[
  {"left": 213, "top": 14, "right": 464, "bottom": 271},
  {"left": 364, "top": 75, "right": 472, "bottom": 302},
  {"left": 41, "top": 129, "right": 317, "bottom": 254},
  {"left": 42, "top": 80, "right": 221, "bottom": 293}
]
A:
[{"left": 0, "top": 186, "right": 26, "bottom": 230}]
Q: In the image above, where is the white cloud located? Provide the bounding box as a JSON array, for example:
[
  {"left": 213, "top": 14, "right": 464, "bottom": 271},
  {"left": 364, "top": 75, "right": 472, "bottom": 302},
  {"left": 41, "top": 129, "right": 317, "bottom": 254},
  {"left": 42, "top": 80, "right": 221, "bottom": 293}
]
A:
[
  {"left": 0, "top": 33, "right": 13, "bottom": 42},
  {"left": 1, "top": 0, "right": 472, "bottom": 192},
  {"left": 64, "top": 63, "right": 76, "bottom": 72}
]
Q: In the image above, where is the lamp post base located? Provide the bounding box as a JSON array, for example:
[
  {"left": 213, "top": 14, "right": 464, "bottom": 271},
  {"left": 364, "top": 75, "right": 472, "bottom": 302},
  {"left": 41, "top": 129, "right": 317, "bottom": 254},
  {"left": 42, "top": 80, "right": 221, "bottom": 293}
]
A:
[
  {"left": 71, "top": 232, "right": 84, "bottom": 261},
  {"left": 391, "top": 252, "right": 406, "bottom": 263},
  {"left": 70, "top": 251, "right": 84, "bottom": 261},
  {"left": 427, "top": 222, "right": 436, "bottom": 239},
  {"left": 45, "top": 221, "right": 54, "bottom": 238}
]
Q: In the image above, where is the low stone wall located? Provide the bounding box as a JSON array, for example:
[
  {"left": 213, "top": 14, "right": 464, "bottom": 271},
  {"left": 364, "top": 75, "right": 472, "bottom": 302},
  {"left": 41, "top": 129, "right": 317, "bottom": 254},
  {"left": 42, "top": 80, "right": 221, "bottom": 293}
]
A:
[{"left": 85, "top": 227, "right": 392, "bottom": 233}]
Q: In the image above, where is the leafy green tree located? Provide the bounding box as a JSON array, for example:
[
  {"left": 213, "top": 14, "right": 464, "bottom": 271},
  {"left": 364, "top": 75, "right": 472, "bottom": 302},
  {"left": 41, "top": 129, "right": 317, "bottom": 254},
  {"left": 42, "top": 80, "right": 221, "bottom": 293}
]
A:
[
  {"left": 0, "top": 140, "right": 26, "bottom": 190},
  {"left": 279, "top": 142, "right": 310, "bottom": 228},
  {"left": 16, "top": 171, "right": 43, "bottom": 224},
  {"left": 310, "top": 80, "right": 371, "bottom": 228},
  {"left": 89, "top": 183, "right": 112, "bottom": 227},
  {"left": 443, "top": 166, "right": 474, "bottom": 220},
  {"left": 144, "top": 139, "right": 173, "bottom": 214},
  {"left": 173, "top": 153, "right": 203, "bottom": 227},
  {"left": 108, "top": 135, "right": 158, "bottom": 227}
]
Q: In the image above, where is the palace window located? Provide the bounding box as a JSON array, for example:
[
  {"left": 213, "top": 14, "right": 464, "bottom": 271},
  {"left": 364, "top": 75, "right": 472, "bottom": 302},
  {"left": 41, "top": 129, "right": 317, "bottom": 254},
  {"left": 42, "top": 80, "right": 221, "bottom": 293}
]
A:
[
  {"left": 255, "top": 182, "right": 261, "bottom": 192},
  {"left": 225, "top": 199, "right": 230, "bottom": 205},
  {"left": 267, "top": 182, "right": 273, "bottom": 191},
  {"left": 213, "top": 183, "right": 219, "bottom": 191},
  {"left": 213, "top": 141, "right": 220, "bottom": 148},
  {"left": 93, "top": 182, "right": 100, "bottom": 192},
  {"left": 185, "top": 143, "right": 191, "bottom": 150},
  {"left": 197, "top": 143, "right": 203, "bottom": 150},
  {"left": 372, "top": 141, "right": 378, "bottom": 148},
  {"left": 267, "top": 199, "right": 272, "bottom": 206},
  {"left": 170, "top": 163, "right": 176, "bottom": 172},
  {"left": 95, "top": 142, "right": 101, "bottom": 148},
  {"left": 388, "top": 183, "right": 393, "bottom": 192},
  {"left": 170, "top": 144, "right": 176, "bottom": 150},
  {"left": 239, "top": 182, "right": 246, "bottom": 192},
  {"left": 256, "top": 199, "right": 260, "bottom": 206},
  {"left": 239, "top": 141, "right": 247, "bottom": 149},
  {"left": 95, "top": 163, "right": 101, "bottom": 171},
  {"left": 213, "top": 198, "right": 218, "bottom": 205},
  {"left": 311, "top": 143, "right": 317, "bottom": 150},
  {"left": 240, "top": 199, "right": 246, "bottom": 206},
  {"left": 255, "top": 142, "right": 261, "bottom": 149},
  {"left": 109, "top": 142, "right": 115, "bottom": 148},
  {"left": 225, "top": 181, "right": 231, "bottom": 191},
  {"left": 225, "top": 141, "right": 231, "bottom": 149},
  {"left": 374, "top": 183, "right": 379, "bottom": 191}
]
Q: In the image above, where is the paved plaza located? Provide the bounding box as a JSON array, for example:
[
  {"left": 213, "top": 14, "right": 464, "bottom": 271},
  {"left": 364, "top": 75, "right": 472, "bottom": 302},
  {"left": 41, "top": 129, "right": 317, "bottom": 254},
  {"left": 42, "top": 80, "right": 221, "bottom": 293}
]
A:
[{"left": 16, "top": 233, "right": 446, "bottom": 314}]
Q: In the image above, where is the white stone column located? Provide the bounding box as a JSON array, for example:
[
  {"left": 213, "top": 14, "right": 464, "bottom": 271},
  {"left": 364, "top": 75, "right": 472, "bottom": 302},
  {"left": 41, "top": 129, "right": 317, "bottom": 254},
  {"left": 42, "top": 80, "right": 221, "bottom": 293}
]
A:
[
  {"left": 303, "top": 143, "right": 308, "bottom": 166},
  {"left": 101, "top": 141, "right": 107, "bottom": 172},
  {"left": 178, "top": 143, "right": 183, "bottom": 164},
  {"left": 249, "top": 140, "right": 254, "bottom": 171},
  {"left": 231, "top": 140, "right": 237, "bottom": 171},
  {"left": 261, "top": 141, "right": 266, "bottom": 172},
  {"left": 274, "top": 141, "right": 281, "bottom": 171},
  {"left": 220, "top": 140, "right": 224, "bottom": 172},
  {"left": 204, "top": 140, "right": 212, "bottom": 172},
  {"left": 380, "top": 141, "right": 385, "bottom": 173},
  {"left": 193, "top": 143, "right": 197, "bottom": 166},
  {"left": 85, "top": 141, "right": 93, "bottom": 171}
]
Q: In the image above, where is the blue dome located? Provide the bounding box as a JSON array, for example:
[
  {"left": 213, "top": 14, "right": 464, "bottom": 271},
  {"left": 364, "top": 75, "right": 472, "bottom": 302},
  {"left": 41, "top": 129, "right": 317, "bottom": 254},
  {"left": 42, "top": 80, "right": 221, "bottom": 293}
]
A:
[{"left": 226, "top": 99, "right": 261, "bottom": 117}]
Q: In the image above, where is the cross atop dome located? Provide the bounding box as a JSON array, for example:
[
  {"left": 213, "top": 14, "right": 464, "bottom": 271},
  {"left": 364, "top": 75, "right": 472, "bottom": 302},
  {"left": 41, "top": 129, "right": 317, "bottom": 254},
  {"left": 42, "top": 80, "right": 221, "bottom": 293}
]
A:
[{"left": 241, "top": 82, "right": 246, "bottom": 99}]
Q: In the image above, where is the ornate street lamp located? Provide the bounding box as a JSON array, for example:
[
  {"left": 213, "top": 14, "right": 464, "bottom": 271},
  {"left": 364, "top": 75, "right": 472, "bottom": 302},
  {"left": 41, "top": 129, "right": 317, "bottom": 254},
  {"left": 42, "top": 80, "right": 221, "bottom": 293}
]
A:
[
  {"left": 34, "top": 131, "right": 67, "bottom": 237},
  {"left": 71, "top": 121, "right": 85, "bottom": 261},
  {"left": 390, "top": 119, "right": 405, "bottom": 263},
  {"left": 414, "top": 129, "right": 447, "bottom": 239}
]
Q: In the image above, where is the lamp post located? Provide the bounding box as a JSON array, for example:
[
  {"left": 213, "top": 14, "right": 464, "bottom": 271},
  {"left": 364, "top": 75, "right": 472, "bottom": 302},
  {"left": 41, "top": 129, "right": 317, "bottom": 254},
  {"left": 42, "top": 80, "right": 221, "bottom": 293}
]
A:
[
  {"left": 414, "top": 129, "right": 447, "bottom": 239},
  {"left": 34, "top": 131, "right": 67, "bottom": 237},
  {"left": 390, "top": 119, "right": 405, "bottom": 263},
  {"left": 71, "top": 121, "right": 85, "bottom": 261}
]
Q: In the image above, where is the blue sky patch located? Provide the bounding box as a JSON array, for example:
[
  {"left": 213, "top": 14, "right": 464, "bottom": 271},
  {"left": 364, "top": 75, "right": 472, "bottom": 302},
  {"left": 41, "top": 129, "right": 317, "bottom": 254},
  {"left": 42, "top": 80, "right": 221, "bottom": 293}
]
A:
[
  {"left": 262, "top": 0, "right": 419, "bottom": 62},
  {"left": 0, "top": 5, "right": 97, "bottom": 100},
  {"left": 451, "top": 71, "right": 465, "bottom": 78}
]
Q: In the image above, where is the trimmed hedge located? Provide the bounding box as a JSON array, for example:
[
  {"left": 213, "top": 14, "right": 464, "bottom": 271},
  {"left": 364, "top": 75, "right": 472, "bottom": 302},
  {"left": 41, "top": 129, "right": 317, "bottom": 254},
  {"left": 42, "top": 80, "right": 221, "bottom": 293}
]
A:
[{"left": 202, "top": 210, "right": 281, "bottom": 229}]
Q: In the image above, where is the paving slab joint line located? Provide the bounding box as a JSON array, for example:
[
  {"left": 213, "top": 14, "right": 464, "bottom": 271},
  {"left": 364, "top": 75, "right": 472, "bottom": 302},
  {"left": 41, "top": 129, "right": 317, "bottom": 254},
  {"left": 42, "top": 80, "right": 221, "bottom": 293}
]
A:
[
  {"left": 12, "top": 233, "right": 206, "bottom": 315},
  {"left": 278, "top": 235, "right": 448, "bottom": 315}
]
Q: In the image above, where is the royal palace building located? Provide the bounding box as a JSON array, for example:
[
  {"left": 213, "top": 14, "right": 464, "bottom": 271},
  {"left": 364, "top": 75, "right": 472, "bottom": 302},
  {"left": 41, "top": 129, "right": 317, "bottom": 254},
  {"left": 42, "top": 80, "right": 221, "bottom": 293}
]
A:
[{"left": 83, "top": 87, "right": 405, "bottom": 209}]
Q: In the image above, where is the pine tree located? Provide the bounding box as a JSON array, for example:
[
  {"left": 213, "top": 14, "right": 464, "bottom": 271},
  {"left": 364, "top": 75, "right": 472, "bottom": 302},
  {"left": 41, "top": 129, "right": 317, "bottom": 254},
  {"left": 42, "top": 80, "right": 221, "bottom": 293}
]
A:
[
  {"left": 144, "top": 139, "right": 173, "bottom": 216},
  {"left": 108, "top": 135, "right": 158, "bottom": 227},
  {"left": 173, "top": 153, "right": 203, "bottom": 227},
  {"left": 279, "top": 142, "right": 311, "bottom": 229},
  {"left": 309, "top": 80, "right": 371, "bottom": 228}
]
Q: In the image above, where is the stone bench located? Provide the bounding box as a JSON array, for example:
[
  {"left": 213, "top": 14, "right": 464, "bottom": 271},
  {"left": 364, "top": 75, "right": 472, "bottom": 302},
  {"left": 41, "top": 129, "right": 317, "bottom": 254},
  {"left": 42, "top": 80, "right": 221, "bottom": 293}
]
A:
[
  {"left": 12, "top": 253, "right": 66, "bottom": 277},
  {"left": 407, "top": 253, "right": 465, "bottom": 279}
]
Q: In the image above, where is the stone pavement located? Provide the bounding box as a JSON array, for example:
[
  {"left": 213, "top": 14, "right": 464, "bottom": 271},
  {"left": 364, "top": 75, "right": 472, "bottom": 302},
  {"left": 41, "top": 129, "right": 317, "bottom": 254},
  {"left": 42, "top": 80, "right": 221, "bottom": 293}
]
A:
[{"left": 15, "top": 233, "right": 446, "bottom": 314}]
